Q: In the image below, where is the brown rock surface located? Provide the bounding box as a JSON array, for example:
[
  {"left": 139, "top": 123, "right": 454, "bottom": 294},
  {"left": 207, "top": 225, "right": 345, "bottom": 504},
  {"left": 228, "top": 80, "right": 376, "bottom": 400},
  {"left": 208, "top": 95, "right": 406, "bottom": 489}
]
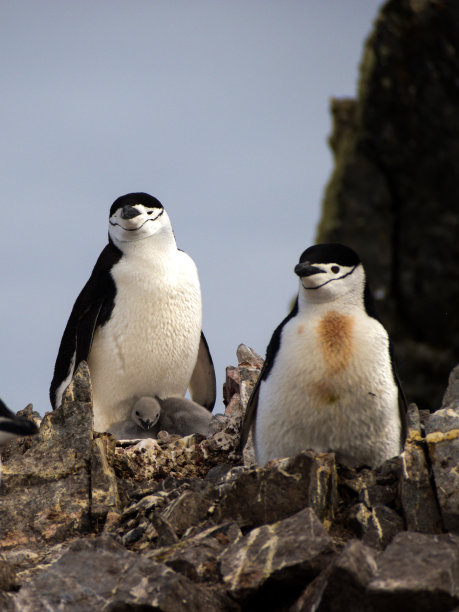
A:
[
  {"left": 1, "top": 350, "right": 459, "bottom": 610},
  {"left": 366, "top": 532, "right": 459, "bottom": 611},
  {"left": 220, "top": 507, "right": 335, "bottom": 608}
]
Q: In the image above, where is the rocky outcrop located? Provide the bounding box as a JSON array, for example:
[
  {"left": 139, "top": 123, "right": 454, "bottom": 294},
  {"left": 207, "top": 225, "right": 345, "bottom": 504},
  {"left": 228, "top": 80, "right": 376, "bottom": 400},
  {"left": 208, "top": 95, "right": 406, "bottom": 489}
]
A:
[
  {"left": 1, "top": 349, "right": 459, "bottom": 611},
  {"left": 297, "top": 532, "right": 459, "bottom": 612},
  {"left": 317, "top": 0, "right": 459, "bottom": 410},
  {"left": 220, "top": 508, "right": 335, "bottom": 608},
  {"left": 0, "top": 365, "right": 118, "bottom": 550},
  {"left": 425, "top": 365, "right": 459, "bottom": 533}
]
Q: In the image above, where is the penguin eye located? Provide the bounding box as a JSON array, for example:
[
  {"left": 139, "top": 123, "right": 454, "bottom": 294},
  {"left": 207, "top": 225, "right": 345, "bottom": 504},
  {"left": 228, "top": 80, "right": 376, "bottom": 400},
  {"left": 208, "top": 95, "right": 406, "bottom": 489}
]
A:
[
  {"left": 147, "top": 210, "right": 154, "bottom": 215},
  {"left": 135, "top": 410, "right": 140, "bottom": 416},
  {"left": 331, "top": 266, "right": 340, "bottom": 274}
]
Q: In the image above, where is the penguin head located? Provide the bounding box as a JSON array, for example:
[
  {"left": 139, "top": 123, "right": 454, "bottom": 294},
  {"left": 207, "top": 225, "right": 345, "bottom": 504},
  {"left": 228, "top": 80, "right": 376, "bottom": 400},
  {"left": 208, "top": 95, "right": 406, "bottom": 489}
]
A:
[
  {"left": 131, "top": 397, "right": 161, "bottom": 431},
  {"left": 295, "top": 243, "right": 365, "bottom": 305},
  {"left": 108, "top": 192, "right": 173, "bottom": 245}
]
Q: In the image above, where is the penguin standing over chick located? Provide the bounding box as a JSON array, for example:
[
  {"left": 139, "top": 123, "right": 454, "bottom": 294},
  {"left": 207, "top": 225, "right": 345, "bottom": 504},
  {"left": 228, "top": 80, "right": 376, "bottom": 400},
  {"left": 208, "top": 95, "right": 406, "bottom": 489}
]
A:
[
  {"left": 50, "top": 192, "right": 216, "bottom": 433},
  {"left": 240, "top": 243, "right": 406, "bottom": 468}
]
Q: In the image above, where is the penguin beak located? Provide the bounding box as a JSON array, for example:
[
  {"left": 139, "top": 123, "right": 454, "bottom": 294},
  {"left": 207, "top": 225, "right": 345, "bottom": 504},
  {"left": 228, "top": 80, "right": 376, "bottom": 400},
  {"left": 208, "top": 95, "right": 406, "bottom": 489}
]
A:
[
  {"left": 139, "top": 417, "right": 155, "bottom": 430},
  {"left": 121, "top": 205, "right": 141, "bottom": 220},
  {"left": 294, "top": 263, "right": 324, "bottom": 278}
]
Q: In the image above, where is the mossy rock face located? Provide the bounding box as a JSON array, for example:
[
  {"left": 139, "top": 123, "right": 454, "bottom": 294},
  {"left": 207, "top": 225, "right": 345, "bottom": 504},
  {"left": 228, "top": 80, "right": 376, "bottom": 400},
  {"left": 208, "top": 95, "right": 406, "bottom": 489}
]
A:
[{"left": 317, "top": 0, "right": 459, "bottom": 410}]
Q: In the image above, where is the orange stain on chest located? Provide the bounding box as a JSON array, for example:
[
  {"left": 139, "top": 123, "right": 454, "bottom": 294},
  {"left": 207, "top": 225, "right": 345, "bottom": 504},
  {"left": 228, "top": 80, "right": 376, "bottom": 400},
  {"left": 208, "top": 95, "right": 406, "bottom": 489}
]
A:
[
  {"left": 317, "top": 310, "right": 354, "bottom": 375},
  {"left": 311, "top": 379, "right": 341, "bottom": 404}
]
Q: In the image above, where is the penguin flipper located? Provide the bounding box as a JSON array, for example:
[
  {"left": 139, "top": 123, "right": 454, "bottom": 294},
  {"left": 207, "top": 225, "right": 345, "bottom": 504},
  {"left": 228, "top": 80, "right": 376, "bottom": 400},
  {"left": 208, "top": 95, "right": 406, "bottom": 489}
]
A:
[
  {"left": 74, "top": 301, "right": 103, "bottom": 366},
  {"left": 365, "top": 288, "right": 408, "bottom": 451},
  {"left": 50, "top": 243, "right": 122, "bottom": 408},
  {"left": 239, "top": 299, "right": 299, "bottom": 453},
  {"left": 395, "top": 369, "right": 408, "bottom": 449},
  {"left": 0, "top": 398, "right": 15, "bottom": 420},
  {"left": 188, "top": 331, "right": 216, "bottom": 412},
  {"left": 0, "top": 399, "right": 39, "bottom": 438},
  {"left": 387, "top": 339, "right": 408, "bottom": 450}
]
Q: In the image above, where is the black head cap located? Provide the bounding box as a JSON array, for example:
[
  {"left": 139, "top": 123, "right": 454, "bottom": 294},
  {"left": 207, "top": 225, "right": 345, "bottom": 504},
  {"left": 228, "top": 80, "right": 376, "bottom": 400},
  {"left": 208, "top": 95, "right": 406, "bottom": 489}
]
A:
[
  {"left": 298, "top": 243, "right": 360, "bottom": 267},
  {"left": 110, "top": 192, "right": 163, "bottom": 217}
]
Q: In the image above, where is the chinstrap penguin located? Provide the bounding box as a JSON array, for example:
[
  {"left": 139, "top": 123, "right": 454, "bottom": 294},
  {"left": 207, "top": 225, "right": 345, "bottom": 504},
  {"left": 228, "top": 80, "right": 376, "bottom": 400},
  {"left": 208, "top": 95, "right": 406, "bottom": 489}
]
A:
[
  {"left": 50, "top": 192, "right": 216, "bottom": 432},
  {"left": 240, "top": 243, "right": 407, "bottom": 468}
]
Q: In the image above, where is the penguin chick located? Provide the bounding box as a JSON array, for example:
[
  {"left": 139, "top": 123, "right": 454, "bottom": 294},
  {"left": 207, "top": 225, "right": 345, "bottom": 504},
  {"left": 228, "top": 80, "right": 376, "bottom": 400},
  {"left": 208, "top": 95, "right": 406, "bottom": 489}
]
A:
[
  {"left": 156, "top": 396, "right": 212, "bottom": 437},
  {"left": 49, "top": 192, "right": 216, "bottom": 432},
  {"left": 240, "top": 243, "right": 407, "bottom": 468},
  {"left": 108, "top": 397, "right": 161, "bottom": 440}
]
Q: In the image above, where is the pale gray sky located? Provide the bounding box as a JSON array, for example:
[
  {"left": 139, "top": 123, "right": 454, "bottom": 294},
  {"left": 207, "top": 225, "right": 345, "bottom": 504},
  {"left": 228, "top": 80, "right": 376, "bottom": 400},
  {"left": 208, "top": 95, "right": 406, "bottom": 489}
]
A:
[{"left": 1, "top": 1, "right": 382, "bottom": 415}]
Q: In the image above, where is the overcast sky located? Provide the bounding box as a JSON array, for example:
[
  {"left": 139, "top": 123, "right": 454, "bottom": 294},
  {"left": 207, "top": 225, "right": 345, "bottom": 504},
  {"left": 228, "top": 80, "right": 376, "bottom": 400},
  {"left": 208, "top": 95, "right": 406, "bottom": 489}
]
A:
[{"left": 1, "top": 1, "right": 383, "bottom": 416}]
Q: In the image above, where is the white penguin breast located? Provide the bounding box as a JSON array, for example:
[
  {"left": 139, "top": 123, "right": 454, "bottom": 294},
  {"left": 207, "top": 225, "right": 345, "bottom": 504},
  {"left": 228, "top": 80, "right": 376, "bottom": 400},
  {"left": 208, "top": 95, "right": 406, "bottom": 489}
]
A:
[
  {"left": 89, "top": 250, "right": 202, "bottom": 430},
  {"left": 264, "top": 309, "right": 392, "bottom": 405},
  {"left": 256, "top": 308, "right": 399, "bottom": 465}
]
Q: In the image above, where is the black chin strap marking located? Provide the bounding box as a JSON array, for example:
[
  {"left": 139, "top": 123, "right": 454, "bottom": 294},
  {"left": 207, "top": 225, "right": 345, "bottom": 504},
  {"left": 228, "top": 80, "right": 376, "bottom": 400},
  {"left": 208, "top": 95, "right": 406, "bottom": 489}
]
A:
[
  {"left": 109, "top": 208, "right": 164, "bottom": 231},
  {"left": 302, "top": 265, "right": 357, "bottom": 291}
]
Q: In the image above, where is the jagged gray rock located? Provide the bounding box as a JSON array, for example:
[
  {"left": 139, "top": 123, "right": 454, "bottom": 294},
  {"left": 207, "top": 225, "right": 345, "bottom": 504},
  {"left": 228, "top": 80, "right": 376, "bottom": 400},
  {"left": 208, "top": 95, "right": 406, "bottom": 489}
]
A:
[
  {"left": 160, "top": 488, "right": 212, "bottom": 537},
  {"left": 426, "top": 366, "right": 459, "bottom": 533},
  {"left": 441, "top": 365, "right": 459, "bottom": 411},
  {"left": 220, "top": 507, "right": 335, "bottom": 608},
  {"left": 147, "top": 521, "right": 242, "bottom": 583},
  {"left": 366, "top": 532, "right": 459, "bottom": 611},
  {"left": 426, "top": 379, "right": 459, "bottom": 533},
  {"left": 13, "top": 536, "right": 236, "bottom": 612},
  {"left": 400, "top": 404, "right": 443, "bottom": 533},
  {"left": 236, "top": 344, "right": 262, "bottom": 410},
  {"left": 334, "top": 459, "right": 405, "bottom": 549},
  {"left": 0, "top": 560, "right": 17, "bottom": 592},
  {"left": 291, "top": 539, "right": 378, "bottom": 612},
  {"left": 344, "top": 502, "right": 404, "bottom": 550},
  {"left": 2, "top": 355, "right": 459, "bottom": 610},
  {"left": 236, "top": 343, "right": 263, "bottom": 368},
  {"left": 208, "top": 451, "right": 337, "bottom": 529},
  {"left": 0, "top": 361, "right": 119, "bottom": 550}
]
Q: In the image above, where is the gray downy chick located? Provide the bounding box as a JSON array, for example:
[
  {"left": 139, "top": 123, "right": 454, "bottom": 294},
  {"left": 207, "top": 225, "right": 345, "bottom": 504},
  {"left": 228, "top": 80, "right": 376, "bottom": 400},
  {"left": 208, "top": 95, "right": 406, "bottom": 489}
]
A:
[
  {"left": 108, "top": 396, "right": 161, "bottom": 440},
  {"left": 156, "top": 396, "right": 212, "bottom": 437}
]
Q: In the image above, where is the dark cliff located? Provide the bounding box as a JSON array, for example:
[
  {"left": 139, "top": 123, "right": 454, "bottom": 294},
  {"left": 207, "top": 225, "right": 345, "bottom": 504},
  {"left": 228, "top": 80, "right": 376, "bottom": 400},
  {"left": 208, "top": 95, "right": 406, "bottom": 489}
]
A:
[{"left": 317, "top": 0, "right": 459, "bottom": 410}]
